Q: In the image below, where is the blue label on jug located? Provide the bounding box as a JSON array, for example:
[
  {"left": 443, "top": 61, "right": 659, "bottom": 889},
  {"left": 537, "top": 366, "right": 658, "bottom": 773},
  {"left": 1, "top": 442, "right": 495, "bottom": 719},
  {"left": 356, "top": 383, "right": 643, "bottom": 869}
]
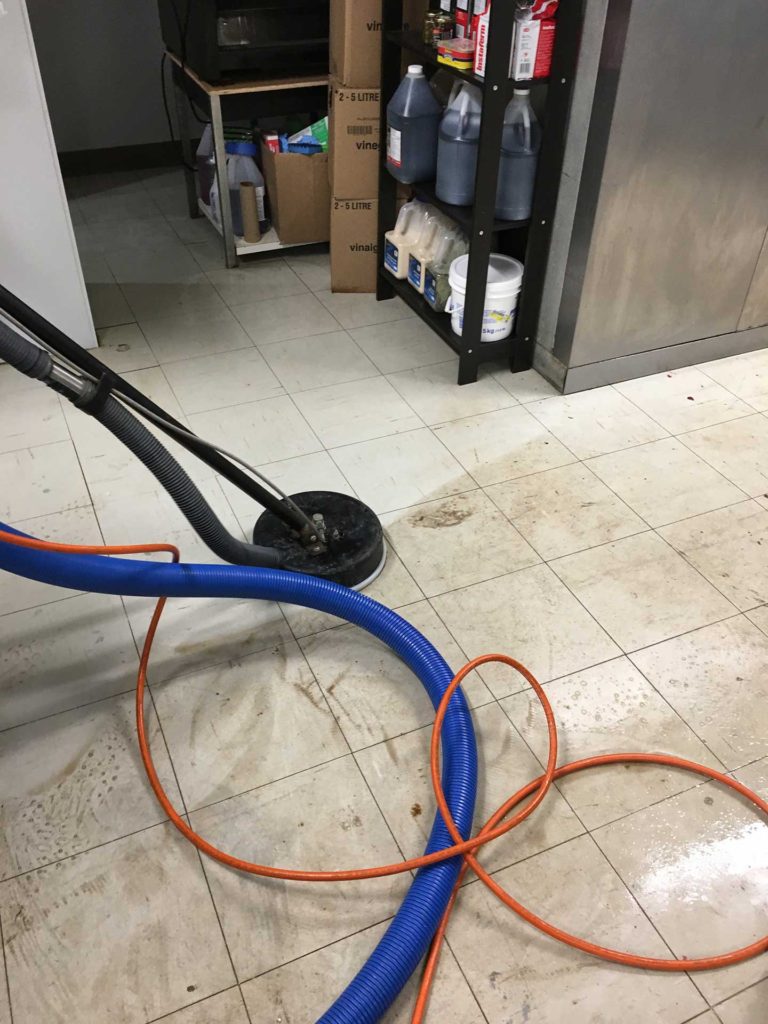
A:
[
  {"left": 384, "top": 240, "right": 400, "bottom": 273},
  {"left": 424, "top": 271, "right": 437, "bottom": 305},
  {"left": 408, "top": 255, "right": 422, "bottom": 288}
]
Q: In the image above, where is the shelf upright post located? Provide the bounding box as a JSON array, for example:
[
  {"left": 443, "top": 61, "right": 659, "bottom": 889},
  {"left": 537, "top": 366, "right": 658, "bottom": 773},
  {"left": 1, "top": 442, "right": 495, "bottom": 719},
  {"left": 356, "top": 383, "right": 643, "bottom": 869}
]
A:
[
  {"left": 377, "top": 0, "right": 405, "bottom": 303},
  {"left": 173, "top": 71, "right": 200, "bottom": 220},
  {"left": 456, "top": 0, "right": 517, "bottom": 385},
  {"left": 210, "top": 92, "right": 238, "bottom": 268}
]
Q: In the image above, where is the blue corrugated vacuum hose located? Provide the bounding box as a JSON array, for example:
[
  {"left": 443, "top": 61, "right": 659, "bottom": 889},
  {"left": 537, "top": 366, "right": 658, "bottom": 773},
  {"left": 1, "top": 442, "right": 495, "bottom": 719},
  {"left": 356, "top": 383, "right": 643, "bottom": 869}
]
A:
[{"left": 0, "top": 525, "right": 478, "bottom": 1024}]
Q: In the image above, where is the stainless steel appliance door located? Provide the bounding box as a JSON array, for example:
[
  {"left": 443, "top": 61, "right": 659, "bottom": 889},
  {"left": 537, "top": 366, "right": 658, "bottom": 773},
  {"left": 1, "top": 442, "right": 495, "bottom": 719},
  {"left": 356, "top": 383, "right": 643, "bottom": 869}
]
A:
[{"left": 565, "top": 0, "right": 768, "bottom": 366}]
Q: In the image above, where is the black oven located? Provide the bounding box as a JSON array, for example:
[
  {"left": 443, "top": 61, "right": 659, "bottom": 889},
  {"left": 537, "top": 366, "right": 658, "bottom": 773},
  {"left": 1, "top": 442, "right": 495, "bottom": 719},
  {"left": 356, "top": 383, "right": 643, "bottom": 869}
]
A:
[{"left": 158, "top": 0, "right": 330, "bottom": 81}]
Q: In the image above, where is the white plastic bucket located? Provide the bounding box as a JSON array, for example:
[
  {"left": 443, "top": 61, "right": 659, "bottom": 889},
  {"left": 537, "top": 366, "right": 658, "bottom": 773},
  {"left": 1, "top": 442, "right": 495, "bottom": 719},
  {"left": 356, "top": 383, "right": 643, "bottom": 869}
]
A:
[{"left": 445, "top": 253, "right": 524, "bottom": 341}]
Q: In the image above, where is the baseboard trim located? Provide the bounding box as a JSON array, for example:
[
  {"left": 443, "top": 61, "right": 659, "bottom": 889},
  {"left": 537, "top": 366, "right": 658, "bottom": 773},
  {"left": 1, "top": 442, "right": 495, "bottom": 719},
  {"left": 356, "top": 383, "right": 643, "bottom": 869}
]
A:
[
  {"left": 58, "top": 141, "right": 195, "bottom": 177},
  {"left": 562, "top": 324, "right": 768, "bottom": 393}
]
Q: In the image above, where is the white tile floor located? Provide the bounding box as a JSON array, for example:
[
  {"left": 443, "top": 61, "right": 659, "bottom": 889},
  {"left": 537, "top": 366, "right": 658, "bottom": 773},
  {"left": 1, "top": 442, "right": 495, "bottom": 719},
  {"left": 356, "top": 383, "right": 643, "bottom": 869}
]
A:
[{"left": 0, "top": 167, "right": 767, "bottom": 1023}]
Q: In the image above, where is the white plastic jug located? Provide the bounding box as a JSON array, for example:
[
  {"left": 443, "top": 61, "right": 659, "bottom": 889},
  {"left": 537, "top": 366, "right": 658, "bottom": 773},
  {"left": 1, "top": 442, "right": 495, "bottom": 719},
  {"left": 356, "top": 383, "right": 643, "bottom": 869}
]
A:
[
  {"left": 210, "top": 141, "right": 268, "bottom": 237},
  {"left": 196, "top": 125, "right": 215, "bottom": 204},
  {"left": 424, "top": 229, "right": 468, "bottom": 312},
  {"left": 407, "top": 214, "right": 445, "bottom": 294},
  {"left": 446, "top": 253, "right": 524, "bottom": 341},
  {"left": 383, "top": 201, "right": 431, "bottom": 279}
]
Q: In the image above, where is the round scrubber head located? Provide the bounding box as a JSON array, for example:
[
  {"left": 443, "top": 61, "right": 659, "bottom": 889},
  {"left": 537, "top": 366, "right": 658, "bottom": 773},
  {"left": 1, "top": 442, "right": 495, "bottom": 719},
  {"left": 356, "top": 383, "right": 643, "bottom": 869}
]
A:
[{"left": 252, "top": 491, "right": 386, "bottom": 590}]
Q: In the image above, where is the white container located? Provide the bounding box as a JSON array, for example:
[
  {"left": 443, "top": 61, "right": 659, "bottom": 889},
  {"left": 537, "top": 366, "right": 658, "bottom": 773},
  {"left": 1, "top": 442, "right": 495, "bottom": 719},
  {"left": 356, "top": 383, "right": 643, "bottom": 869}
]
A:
[
  {"left": 407, "top": 213, "right": 445, "bottom": 294},
  {"left": 383, "top": 201, "right": 431, "bottom": 279},
  {"left": 210, "top": 142, "right": 268, "bottom": 237},
  {"left": 446, "top": 253, "right": 524, "bottom": 341},
  {"left": 424, "top": 229, "right": 469, "bottom": 312}
]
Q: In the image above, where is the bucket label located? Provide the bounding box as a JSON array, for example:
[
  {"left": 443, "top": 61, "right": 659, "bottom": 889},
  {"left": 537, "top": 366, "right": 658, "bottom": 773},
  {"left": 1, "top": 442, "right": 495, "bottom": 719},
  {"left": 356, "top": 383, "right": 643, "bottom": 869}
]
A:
[
  {"left": 408, "top": 255, "right": 422, "bottom": 288},
  {"left": 387, "top": 127, "right": 402, "bottom": 167},
  {"left": 424, "top": 271, "right": 437, "bottom": 305},
  {"left": 450, "top": 302, "right": 518, "bottom": 340},
  {"left": 384, "top": 239, "right": 400, "bottom": 273},
  {"left": 486, "top": 309, "right": 511, "bottom": 324}
]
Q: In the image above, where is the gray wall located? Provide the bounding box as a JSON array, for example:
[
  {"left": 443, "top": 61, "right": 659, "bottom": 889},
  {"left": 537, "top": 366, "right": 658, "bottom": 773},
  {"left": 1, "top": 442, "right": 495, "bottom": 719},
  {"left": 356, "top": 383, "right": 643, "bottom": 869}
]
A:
[{"left": 27, "top": 0, "right": 169, "bottom": 152}]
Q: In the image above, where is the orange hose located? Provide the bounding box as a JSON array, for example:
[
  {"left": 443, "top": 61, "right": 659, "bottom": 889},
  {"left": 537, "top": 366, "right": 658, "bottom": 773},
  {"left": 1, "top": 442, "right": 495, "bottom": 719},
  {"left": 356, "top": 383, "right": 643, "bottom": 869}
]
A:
[
  {"left": 0, "top": 529, "right": 180, "bottom": 562},
  {"left": 2, "top": 527, "right": 766, "bottom": 1024}
]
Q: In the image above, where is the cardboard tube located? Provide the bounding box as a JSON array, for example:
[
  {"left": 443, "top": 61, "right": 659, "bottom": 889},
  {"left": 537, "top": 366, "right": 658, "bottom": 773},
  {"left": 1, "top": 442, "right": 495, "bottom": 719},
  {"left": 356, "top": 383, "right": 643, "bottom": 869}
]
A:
[{"left": 240, "top": 182, "right": 262, "bottom": 243}]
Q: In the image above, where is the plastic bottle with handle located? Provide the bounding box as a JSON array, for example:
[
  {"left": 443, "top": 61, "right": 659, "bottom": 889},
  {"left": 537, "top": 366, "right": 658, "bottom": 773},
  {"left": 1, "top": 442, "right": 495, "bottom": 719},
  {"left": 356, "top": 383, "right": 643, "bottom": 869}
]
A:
[
  {"left": 196, "top": 125, "right": 215, "bottom": 204},
  {"left": 495, "top": 89, "right": 541, "bottom": 221},
  {"left": 435, "top": 82, "right": 483, "bottom": 207},
  {"left": 383, "top": 201, "right": 431, "bottom": 279},
  {"left": 386, "top": 66, "right": 442, "bottom": 184},
  {"left": 210, "top": 141, "right": 269, "bottom": 238},
  {"left": 407, "top": 213, "right": 446, "bottom": 294},
  {"left": 424, "top": 228, "right": 469, "bottom": 312}
]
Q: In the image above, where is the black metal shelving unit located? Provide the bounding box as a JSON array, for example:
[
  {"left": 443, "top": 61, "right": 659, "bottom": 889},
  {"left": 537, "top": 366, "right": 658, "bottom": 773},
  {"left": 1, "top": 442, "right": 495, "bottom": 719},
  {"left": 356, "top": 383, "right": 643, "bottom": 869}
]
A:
[{"left": 376, "top": 2, "right": 585, "bottom": 385}]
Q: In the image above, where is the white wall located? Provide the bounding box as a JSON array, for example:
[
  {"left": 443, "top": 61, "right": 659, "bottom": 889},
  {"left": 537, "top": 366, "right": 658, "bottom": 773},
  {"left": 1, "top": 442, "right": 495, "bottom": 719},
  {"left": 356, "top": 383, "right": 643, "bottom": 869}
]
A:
[
  {"left": 0, "top": 1, "right": 96, "bottom": 347},
  {"left": 26, "top": 0, "right": 168, "bottom": 152}
]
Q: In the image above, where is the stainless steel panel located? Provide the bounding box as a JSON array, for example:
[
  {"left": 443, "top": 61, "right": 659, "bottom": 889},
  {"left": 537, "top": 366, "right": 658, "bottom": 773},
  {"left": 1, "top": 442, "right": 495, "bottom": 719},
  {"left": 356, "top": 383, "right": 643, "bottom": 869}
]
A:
[
  {"left": 569, "top": 0, "right": 768, "bottom": 366},
  {"left": 537, "top": 0, "right": 609, "bottom": 352},
  {"left": 739, "top": 229, "right": 768, "bottom": 331},
  {"left": 562, "top": 324, "right": 768, "bottom": 394}
]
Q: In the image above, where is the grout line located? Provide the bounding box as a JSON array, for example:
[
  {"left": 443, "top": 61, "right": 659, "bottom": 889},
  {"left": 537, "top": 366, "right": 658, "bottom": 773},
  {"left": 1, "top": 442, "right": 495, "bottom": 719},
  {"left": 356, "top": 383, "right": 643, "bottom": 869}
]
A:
[
  {"left": 713, "top": 975, "right": 767, "bottom": 1016},
  {"left": 234, "top": 913, "right": 397, "bottom": 989},
  {"left": 544, "top": 521, "right": 742, "bottom": 654},
  {"left": 440, "top": 936, "right": 491, "bottom": 1024},
  {"left": 0, "top": 434, "right": 86, "bottom": 458},
  {"left": 143, "top": 675, "right": 246, "bottom": 1004},
  {"left": 148, "top": 339, "right": 258, "bottom": 370},
  {"left": 237, "top": 985, "right": 254, "bottom": 1024},
  {"left": 586, "top": 831, "right": 686, "bottom": 967},
  {"left": 494, "top": 698, "right": 595, "bottom": 834},
  {"left": 638, "top": 494, "right": 756, "bottom": 533},
  {"left": 290, "top": 640, "right": 411, "bottom": 867},
  {"left": 729, "top": 751, "right": 768, "bottom": 775},
  {"left": 458, "top": 831, "right": 592, "bottom": 895},
  {"left": 0, "top": 679, "right": 138, "bottom": 738},
  {"left": 0, "top": 904, "right": 13, "bottom": 1024},
  {"left": 178, "top": 742, "right": 350, "bottom": 818},
  {"left": 0, "top": 582, "right": 91, "bottom": 623},
  {"left": 143, "top": 985, "right": 242, "bottom": 1024},
  {"left": 649, "top": 529, "right": 744, "bottom": 615},
  {"left": 495, "top": 669, "right": 721, "bottom": 821},
  {"left": 606, "top": 378, "right": 760, "bottom": 438},
  {"left": 0, "top": 818, "right": 172, "bottom": 886}
]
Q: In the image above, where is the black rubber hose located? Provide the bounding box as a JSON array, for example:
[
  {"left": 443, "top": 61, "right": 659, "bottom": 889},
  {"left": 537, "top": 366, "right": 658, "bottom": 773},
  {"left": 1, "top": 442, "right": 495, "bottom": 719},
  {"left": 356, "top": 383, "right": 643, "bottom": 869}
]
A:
[
  {"left": 85, "top": 392, "right": 283, "bottom": 568},
  {"left": 0, "top": 318, "right": 53, "bottom": 380},
  {"left": 0, "top": 319, "right": 281, "bottom": 567},
  {"left": 0, "top": 282, "right": 308, "bottom": 534}
]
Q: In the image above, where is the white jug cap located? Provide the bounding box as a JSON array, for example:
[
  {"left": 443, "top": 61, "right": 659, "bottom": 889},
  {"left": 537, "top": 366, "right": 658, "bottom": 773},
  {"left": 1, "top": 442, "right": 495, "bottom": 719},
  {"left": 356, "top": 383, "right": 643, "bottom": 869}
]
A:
[{"left": 408, "top": 64, "right": 425, "bottom": 75}]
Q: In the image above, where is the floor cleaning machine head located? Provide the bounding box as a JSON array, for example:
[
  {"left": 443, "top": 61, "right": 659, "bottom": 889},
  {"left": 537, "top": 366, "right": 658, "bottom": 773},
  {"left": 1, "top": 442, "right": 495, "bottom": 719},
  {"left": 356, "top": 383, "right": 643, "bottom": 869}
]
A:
[{"left": 0, "top": 284, "right": 386, "bottom": 589}]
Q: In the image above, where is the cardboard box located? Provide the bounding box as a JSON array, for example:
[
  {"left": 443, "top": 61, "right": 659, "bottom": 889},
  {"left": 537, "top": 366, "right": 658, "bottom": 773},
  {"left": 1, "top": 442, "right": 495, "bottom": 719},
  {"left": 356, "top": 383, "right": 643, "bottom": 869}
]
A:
[
  {"left": 261, "top": 144, "right": 330, "bottom": 245},
  {"left": 511, "top": 18, "right": 557, "bottom": 80},
  {"left": 455, "top": 0, "right": 472, "bottom": 38},
  {"left": 331, "top": 198, "right": 379, "bottom": 293},
  {"left": 475, "top": 1, "right": 559, "bottom": 80},
  {"left": 330, "top": 0, "right": 382, "bottom": 88},
  {"left": 329, "top": 81, "right": 381, "bottom": 200}
]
